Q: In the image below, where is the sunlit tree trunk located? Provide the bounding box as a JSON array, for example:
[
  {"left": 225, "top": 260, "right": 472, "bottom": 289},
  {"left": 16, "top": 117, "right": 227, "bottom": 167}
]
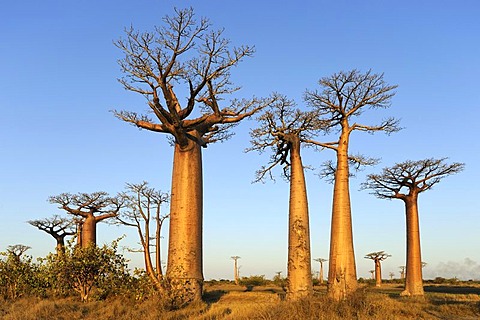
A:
[
  {"left": 401, "top": 194, "right": 424, "bottom": 296},
  {"left": 156, "top": 219, "right": 163, "bottom": 277},
  {"left": 327, "top": 129, "right": 357, "bottom": 300},
  {"left": 166, "top": 137, "right": 203, "bottom": 302},
  {"left": 374, "top": 259, "right": 382, "bottom": 287},
  {"left": 286, "top": 138, "right": 313, "bottom": 300},
  {"left": 82, "top": 214, "right": 96, "bottom": 247}
]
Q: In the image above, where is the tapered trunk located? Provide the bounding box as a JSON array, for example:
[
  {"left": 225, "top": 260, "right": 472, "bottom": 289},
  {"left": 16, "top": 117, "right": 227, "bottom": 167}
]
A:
[
  {"left": 233, "top": 259, "right": 239, "bottom": 284},
  {"left": 327, "top": 130, "right": 357, "bottom": 300},
  {"left": 286, "top": 138, "right": 313, "bottom": 300},
  {"left": 319, "top": 262, "right": 324, "bottom": 284},
  {"left": 81, "top": 215, "right": 96, "bottom": 247},
  {"left": 166, "top": 137, "right": 203, "bottom": 303},
  {"left": 375, "top": 259, "right": 382, "bottom": 287},
  {"left": 156, "top": 219, "right": 162, "bottom": 277},
  {"left": 55, "top": 237, "right": 65, "bottom": 256},
  {"left": 401, "top": 194, "right": 424, "bottom": 296}
]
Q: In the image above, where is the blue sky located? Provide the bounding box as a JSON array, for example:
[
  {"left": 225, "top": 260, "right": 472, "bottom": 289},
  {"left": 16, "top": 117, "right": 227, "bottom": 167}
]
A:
[{"left": 1, "top": 1, "right": 479, "bottom": 281}]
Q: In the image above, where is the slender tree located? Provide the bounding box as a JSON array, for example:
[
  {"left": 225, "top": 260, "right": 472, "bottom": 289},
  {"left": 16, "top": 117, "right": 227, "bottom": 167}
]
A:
[
  {"left": 28, "top": 215, "right": 76, "bottom": 255},
  {"left": 313, "top": 258, "right": 328, "bottom": 284},
  {"left": 362, "top": 158, "right": 464, "bottom": 296},
  {"left": 369, "top": 270, "right": 375, "bottom": 280},
  {"left": 49, "top": 192, "right": 123, "bottom": 247},
  {"left": 389, "top": 272, "right": 395, "bottom": 280},
  {"left": 113, "top": 8, "right": 273, "bottom": 303},
  {"left": 117, "top": 182, "right": 169, "bottom": 290},
  {"left": 231, "top": 256, "right": 241, "bottom": 285},
  {"left": 364, "top": 251, "right": 391, "bottom": 287},
  {"left": 304, "top": 69, "right": 400, "bottom": 300},
  {"left": 399, "top": 266, "right": 406, "bottom": 280},
  {"left": 249, "top": 96, "right": 322, "bottom": 300}
]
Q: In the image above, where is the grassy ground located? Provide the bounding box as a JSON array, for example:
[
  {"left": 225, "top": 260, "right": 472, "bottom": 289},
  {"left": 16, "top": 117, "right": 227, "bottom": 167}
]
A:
[{"left": 1, "top": 283, "right": 479, "bottom": 319}]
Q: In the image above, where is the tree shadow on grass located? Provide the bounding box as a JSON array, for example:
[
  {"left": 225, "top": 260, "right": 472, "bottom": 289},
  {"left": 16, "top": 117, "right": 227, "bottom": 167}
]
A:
[
  {"left": 424, "top": 285, "right": 480, "bottom": 295},
  {"left": 203, "top": 290, "right": 227, "bottom": 304}
]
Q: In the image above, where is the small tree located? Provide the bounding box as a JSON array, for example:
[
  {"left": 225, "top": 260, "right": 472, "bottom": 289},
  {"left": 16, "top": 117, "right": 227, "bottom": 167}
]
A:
[
  {"left": 49, "top": 238, "right": 129, "bottom": 302},
  {"left": 304, "top": 69, "right": 400, "bottom": 300},
  {"left": 49, "top": 192, "right": 123, "bottom": 247},
  {"left": 399, "top": 266, "right": 406, "bottom": 280},
  {"left": 313, "top": 258, "right": 328, "bottom": 284},
  {"left": 389, "top": 272, "right": 395, "bottom": 281},
  {"left": 117, "top": 182, "right": 169, "bottom": 290},
  {"left": 364, "top": 251, "right": 391, "bottom": 287},
  {"left": 362, "top": 158, "right": 464, "bottom": 296},
  {"left": 28, "top": 215, "right": 76, "bottom": 255},
  {"left": 231, "top": 256, "right": 241, "bottom": 285},
  {"left": 0, "top": 245, "right": 37, "bottom": 300}
]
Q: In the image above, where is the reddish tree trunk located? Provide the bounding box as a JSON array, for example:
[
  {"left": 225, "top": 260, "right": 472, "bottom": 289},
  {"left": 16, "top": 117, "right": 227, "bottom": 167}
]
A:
[
  {"left": 166, "top": 137, "right": 203, "bottom": 303},
  {"left": 286, "top": 138, "right": 313, "bottom": 300},
  {"left": 402, "top": 194, "right": 424, "bottom": 296}
]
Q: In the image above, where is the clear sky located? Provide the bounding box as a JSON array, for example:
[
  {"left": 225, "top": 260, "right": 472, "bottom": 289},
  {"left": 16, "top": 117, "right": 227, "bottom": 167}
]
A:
[{"left": 1, "top": 0, "right": 479, "bottom": 281}]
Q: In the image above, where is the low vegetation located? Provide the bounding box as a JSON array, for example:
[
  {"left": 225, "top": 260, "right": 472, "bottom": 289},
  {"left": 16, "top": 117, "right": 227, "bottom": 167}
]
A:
[{"left": 1, "top": 281, "right": 479, "bottom": 319}]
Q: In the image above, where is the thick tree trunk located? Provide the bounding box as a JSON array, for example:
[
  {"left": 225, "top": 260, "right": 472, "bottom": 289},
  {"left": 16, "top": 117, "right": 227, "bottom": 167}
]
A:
[
  {"left": 286, "top": 138, "right": 313, "bottom": 300},
  {"left": 375, "top": 259, "right": 382, "bottom": 287},
  {"left": 81, "top": 215, "right": 96, "bottom": 247},
  {"left": 327, "top": 132, "right": 357, "bottom": 300},
  {"left": 401, "top": 195, "right": 424, "bottom": 296},
  {"left": 166, "top": 138, "right": 203, "bottom": 303},
  {"left": 55, "top": 237, "right": 65, "bottom": 256}
]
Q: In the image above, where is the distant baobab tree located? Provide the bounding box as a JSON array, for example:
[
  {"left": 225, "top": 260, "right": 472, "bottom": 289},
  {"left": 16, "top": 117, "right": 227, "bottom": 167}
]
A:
[
  {"left": 369, "top": 270, "right": 375, "bottom": 280},
  {"left": 231, "top": 256, "right": 241, "bottom": 284},
  {"left": 389, "top": 272, "right": 395, "bottom": 281},
  {"left": 117, "top": 182, "right": 169, "bottom": 290},
  {"left": 399, "top": 266, "right": 406, "bottom": 280},
  {"left": 249, "top": 95, "right": 324, "bottom": 300},
  {"left": 304, "top": 69, "right": 400, "bottom": 300},
  {"left": 28, "top": 215, "right": 75, "bottom": 255},
  {"left": 49, "top": 192, "right": 123, "bottom": 247},
  {"left": 313, "top": 258, "right": 328, "bottom": 284},
  {"left": 362, "top": 158, "right": 464, "bottom": 296},
  {"left": 113, "top": 8, "right": 274, "bottom": 303},
  {"left": 364, "top": 251, "right": 391, "bottom": 287}
]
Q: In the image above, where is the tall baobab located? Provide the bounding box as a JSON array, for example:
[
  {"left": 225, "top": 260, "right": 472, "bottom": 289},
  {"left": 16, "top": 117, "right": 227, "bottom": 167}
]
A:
[
  {"left": 49, "top": 192, "right": 123, "bottom": 247},
  {"left": 249, "top": 96, "right": 323, "bottom": 300},
  {"left": 364, "top": 251, "right": 391, "bottom": 287},
  {"left": 28, "top": 215, "right": 75, "bottom": 255},
  {"left": 362, "top": 158, "right": 464, "bottom": 296},
  {"left": 313, "top": 258, "right": 328, "bottom": 284},
  {"left": 231, "top": 256, "right": 241, "bottom": 285},
  {"left": 114, "top": 8, "right": 274, "bottom": 303},
  {"left": 304, "top": 70, "right": 400, "bottom": 300},
  {"left": 117, "top": 182, "right": 169, "bottom": 290}
]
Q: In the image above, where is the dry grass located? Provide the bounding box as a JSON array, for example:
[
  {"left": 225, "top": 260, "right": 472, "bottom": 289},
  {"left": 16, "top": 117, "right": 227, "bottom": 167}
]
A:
[{"left": 1, "top": 283, "right": 479, "bottom": 319}]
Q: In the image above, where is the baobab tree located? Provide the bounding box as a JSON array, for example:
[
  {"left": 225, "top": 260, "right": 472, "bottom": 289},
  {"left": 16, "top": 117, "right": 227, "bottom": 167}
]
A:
[
  {"left": 313, "top": 258, "right": 328, "bottom": 284},
  {"left": 369, "top": 270, "right": 375, "bottom": 280},
  {"left": 304, "top": 69, "right": 400, "bottom": 300},
  {"left": 113, "top": 8, "right": 274, "bottom": 303},
  {"left": 49, "top": 192, "right": 123, "bottom": 247},
  {"left": 362, "top": 158, "right": 464, "bottom": 296},
  {"left": 28, "top": 215, "right": 75, "bottom": 255},
  {"left": 231, "top": 256, "right": 241, "bottom": 285},
  {"left": 364, "top": 251, "right": 391, "bottom": 287},
  {"left": 389, "top": 272, "right": 395, "bottom": 281},
  {"left": 117, "top": 182, "right": 169, "bottom": 290},
  {"left": 249, "top": 96, "right": 323, "bottom": 300},
  {"left": 399, "top": 266, "right": 406, "bottom": 280}
]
